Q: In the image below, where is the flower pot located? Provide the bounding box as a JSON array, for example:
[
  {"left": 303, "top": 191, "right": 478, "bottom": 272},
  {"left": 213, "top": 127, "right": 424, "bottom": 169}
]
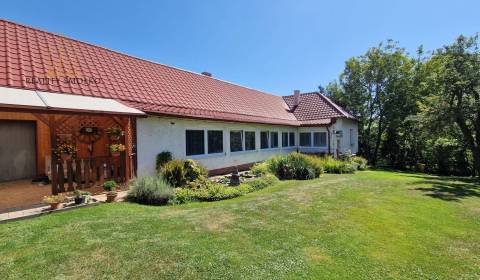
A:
[
  {"left": 106, "top": 192, "right": 117, "bottom": 203},
  {"left": 61, "top": 154, "right": 72, "bottom": 161},
  {"left": 111, "top": 152, "right": 120, "bottom": 157},
  {"left": 49, "top": 202, "right": 62, "bottom": 210}
]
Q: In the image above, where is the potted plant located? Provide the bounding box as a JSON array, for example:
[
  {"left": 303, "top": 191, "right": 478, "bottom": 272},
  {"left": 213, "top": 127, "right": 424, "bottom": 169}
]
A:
[
  {"left": 103, "top": 180, "right": 117, "bottom": 203},
  {"left": 43, "top": 194, "right": 67, "bottom": 210},
  {"left": 106, "top": 127, "right": 124, "bottom": 141},
  {"left": 73, "top": 190, "right": 91, "bottom": 204},
  {"left": 55, "top": 143, "right": 77, "bottom": 161},
  {"left": 110, "top": 144, "right": 126, "bottom": 157}
]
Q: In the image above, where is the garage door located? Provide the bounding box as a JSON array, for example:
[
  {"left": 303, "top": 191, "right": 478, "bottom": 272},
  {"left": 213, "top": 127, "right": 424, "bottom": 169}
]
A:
[{"left": 0, "top": 121, "right": 36, "bottom": 182}]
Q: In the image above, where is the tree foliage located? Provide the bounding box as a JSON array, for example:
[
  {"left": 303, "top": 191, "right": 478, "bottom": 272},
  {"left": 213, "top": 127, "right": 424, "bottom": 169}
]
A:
[{"left": 324, "top": 34, "right": 480, "bottom": 176}]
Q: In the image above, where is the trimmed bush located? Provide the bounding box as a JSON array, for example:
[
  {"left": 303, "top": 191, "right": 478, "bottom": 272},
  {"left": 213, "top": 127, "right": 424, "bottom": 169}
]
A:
[
  {"left": 317, "top": 156, "right": 356, "bottom": 174},
  {"left": 156, "top": 151, "right": 173, "bottom": 171},
  {"left": 127, "top": 175, "right": 174, "bottom": 205},
  {"left": 251, "top": 162, "right": 270, "bottom": 176},
  {"left": 245, "top": 174, "right": 279, "bottom": 190},
  {"left": 161, "top": 159, "right": 208, "bottom": 187},
  {"left": 171, "top": 174, "right": 279, "bottom": 204},
  {"left": 352, "top": 156, "right": 368, "bottom": 170},
  {"left": 266, "top": 152, "right": 323, "bottom": 180}
]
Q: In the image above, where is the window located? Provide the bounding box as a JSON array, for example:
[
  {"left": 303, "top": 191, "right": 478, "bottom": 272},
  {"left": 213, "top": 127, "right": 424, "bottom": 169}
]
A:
[
  {"left": 282, "top": 132, "right": 289, "bottom": 147},
  {"left": 260, "top": 131, "right": 269, "bottom": 149},
  {"left": 245, "top": 131, "right": 256, "bottom": 151},
  {"left": 186, "top": 130, "right": 205, "bottom": 156},
  {"left": 289, "top": 132, "right": 295, "bottom": 146},
  {"left": 300, "top": 132, "right": 311, "bottom": 146},
  {"left": 270, "top": 132, "right": 278, "bottom": 148},
  {"left": 208, "top": 130, "right": 223, "bottom": 154},
  {"left": 313, "top": 132, "right": 327, "bottom": 147},
  {"left": 230, "top": 130, "right": 243, "bottom": 152}
]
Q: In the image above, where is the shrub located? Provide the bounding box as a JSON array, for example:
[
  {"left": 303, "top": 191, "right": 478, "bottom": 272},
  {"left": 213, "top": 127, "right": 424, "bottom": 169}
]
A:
[
  {"left": 172, "top": 182, "right": 244, "bottom": 203},
  {"left": 352, "top": 156, "right": 368, "bottom": 170},
  {"left": 156, "top": 151, "right": 173, "bottom": 171},
  {"left": 184, "top": 159, "right": 208, "bottom": 182},
  {"left": 127, "top": 175, "right": 174, "bottom": 205},
  {"left": 266, "top": 152, "right": 323, "bottom": 180},
  {"left": 171, "top": 174, "right": 279, "bottom": 204},
  {"left": 251, "top": 162, "right": 270, "bottom": 176},
  {"left": 245, "top": 174, "right": 279, "bottom": 190},
  {"left": 161, "top": 159, "right": 207, "bottom": 187},
  {"left": 103, "top": 180, "right": 117, "bottom": 191},
  {"left": 317, "top": 156, "right": 356, "bottom": 174}
]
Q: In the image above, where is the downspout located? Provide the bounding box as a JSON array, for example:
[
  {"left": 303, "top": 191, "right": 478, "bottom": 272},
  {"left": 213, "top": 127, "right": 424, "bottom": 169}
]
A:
[{"left": 326, "top": 126, "right": 331, "bottom": 155}]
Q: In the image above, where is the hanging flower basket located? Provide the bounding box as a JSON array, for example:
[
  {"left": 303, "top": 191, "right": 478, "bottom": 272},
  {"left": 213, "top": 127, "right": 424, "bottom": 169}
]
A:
[
  {"left": 106, "top": 127, "right": 124, "bottom": 141},
  {"left": 55, "top": 144, "right": 77, "bottom": 161}
]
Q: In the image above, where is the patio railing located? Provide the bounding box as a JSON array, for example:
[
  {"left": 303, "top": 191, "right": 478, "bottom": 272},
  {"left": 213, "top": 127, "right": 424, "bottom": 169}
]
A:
[{"left": 51, "top": 156, "right": 126, "bottom": 194}]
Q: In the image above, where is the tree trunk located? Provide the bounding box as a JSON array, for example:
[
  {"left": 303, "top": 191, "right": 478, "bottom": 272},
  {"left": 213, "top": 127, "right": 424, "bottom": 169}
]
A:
[
  {"left": 372, "top": 113, "right": 384, "bottom": 166},
  {"left": 472, "top": 147, "right": 480, "bottom": 177}
]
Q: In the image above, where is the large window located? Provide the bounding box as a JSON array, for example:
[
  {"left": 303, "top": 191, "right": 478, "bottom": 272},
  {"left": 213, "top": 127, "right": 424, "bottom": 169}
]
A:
[
  {"left": 208, "top": 130, "right": 223, "bottom": 154},
  {"left": 289, "top": 132, "right": 295, "bottom": 146},
  {"left": 245, "top": 131, "right": 256, "bottom": 151},
  {"left": 270, "top": 132, "right": 278, "bottom": 148},
  {"left": 282, "top": 132, "right": 289, "bottom": 147},
  {"left": 186, "top": 130, "right": 205, "bottom": 156},
  {"left": 260, "top": 131, "right": 269, "bottom": 149},
  {"left": 300, "top": 132, "right": 311, "bottom": 146},
  {"left": 313, "top": 132, "right": 327, "bottom": 147},
  {"left": 230, "top": 130, "right": 243, "bottom": 152}
]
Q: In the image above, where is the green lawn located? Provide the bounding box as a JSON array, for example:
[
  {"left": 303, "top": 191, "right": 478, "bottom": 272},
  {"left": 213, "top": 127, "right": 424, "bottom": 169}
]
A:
[{"left": 1, "top": 171, "right": 479, "bottom": 279}]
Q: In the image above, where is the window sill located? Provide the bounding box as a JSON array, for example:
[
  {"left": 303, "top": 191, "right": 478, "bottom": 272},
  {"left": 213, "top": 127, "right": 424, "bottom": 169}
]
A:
[
  {"left": 259, "top": 147, "right": 282, "bottom": 151},
  {"left": 299, "top": 146, "right": 327, "bottom": 149},
  {"left": 230, "top": 149, "right": 258, "bottom": 155},
  {"left": 187, "top": 152, "right": 226, "bottom": 159}
]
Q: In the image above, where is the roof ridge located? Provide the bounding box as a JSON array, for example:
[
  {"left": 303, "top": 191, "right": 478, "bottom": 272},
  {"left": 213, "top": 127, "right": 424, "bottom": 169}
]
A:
[
  {"left": 0, "top": 18, "right": 284, "bottom": 100},
  {"left": 316, "top": 92, "right": 355, "bottom": 119}
]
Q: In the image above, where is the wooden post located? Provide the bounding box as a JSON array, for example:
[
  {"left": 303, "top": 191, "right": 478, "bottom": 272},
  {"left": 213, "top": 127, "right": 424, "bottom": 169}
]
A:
[
  {"left": 49, "top": 115, "right": 58, "bottom": 195},
  {"left": 124, "top": 117, "right": 133, "bottom": 182}
]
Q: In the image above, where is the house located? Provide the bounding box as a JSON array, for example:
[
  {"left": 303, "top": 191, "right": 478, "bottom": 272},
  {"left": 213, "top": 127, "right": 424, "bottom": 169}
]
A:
[{"left": 0, "top": 19, "right": 357, "bottom": 208}]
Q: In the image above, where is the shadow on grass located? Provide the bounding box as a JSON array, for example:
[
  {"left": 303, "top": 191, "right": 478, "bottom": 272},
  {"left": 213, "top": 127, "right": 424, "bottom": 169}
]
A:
[{"left": 407, "top": 174, "right": 480, "bottom": 202}]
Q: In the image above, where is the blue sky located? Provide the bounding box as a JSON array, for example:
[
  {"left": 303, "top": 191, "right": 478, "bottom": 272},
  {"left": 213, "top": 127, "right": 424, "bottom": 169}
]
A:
[{"left": 2, "top": 0, "right": 479, "bottom": 96}]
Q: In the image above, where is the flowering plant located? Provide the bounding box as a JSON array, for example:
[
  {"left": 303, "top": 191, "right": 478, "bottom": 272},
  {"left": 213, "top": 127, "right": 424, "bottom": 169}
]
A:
[
  {"left": 105, "top": 127, "right": 124, "bottom": 137},
  {"left": 110, "top": 144, "right": 126, "bottom": 153},
  {"left": 55, "top": 144, "right": 77, "bottom": 157}
]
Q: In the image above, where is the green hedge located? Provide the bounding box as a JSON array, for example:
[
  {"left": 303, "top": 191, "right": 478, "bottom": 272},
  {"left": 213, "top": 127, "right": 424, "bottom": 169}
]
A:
[
  {"left": 171, "top": 174, "right": 278, "bottom": 204},
  {"left": 265, "top": 152, "right": 324, "bottom": 180}
]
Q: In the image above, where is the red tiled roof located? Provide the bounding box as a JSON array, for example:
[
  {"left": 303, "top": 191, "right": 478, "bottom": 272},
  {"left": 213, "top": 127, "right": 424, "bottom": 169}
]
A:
[
  {"left": 0, "top": 19, "right": 351, "bottom": 126},
  {"left": 283, "top": 92, "right": 355, "bottom": 126}
]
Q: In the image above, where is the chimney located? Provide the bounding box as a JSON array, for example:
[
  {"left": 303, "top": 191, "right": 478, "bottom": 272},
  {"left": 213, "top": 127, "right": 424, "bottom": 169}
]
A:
[
  {"left": 201, "top": 71, "right": 212, "bottom": 77},
  {"left": 293, "top": 90, "right": 301, "bottom": 107}
]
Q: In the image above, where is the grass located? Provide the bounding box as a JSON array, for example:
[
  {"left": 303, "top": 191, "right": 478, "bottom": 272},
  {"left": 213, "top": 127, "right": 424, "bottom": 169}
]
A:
[{"left": 1, "top": 170, "right": 479, "bottom": 279}]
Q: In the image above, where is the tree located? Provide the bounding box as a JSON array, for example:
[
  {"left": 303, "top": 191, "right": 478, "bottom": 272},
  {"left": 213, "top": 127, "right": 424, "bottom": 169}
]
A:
[
  {"left": 326, "top": 41, "right": 415, "bottom": 165},
  {"left": 422, "top": 35, "right": 480, "bottom": 176}
]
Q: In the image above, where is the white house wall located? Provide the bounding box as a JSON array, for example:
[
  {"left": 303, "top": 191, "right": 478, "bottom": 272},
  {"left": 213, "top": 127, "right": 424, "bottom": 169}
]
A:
[
  {"left": 136, "top": 116, "right": 359, "bottom": 176},
  {"left": 136, "top": 116, "right": 297, "bottom": 176},
  {"left": 330, "top": 118, "right": 359, "bottom": 155}
]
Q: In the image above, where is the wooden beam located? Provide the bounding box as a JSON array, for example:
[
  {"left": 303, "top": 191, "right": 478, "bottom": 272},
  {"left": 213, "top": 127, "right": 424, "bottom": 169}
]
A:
[{"left": 32, "top": 113, "right": 50, "bottom": 126}]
